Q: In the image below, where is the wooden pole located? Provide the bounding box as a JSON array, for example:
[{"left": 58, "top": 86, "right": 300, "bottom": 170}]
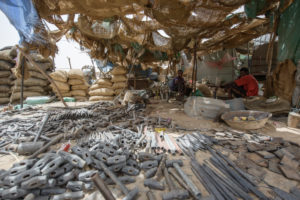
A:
[
  {"left": 20, "top": 57, "right": 25, "bottom": 108},
  {"left": 192, "top": 42, "right": 197, "bottom": 92},
  {"left": 67, "top": 57, "right": 72, "bottom": 69},
  {"left": 17, "top": 46, "right": 68, "bottom": 108}
]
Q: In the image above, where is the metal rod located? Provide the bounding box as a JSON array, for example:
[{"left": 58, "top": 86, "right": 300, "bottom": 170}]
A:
[
  {"left": 92, "top": 173, "right": 115, "bottom": 200},
  {"left": 34, "top": 113, "right": 50, "bottom": 142},
  {"left": 28, "top": 134, "right": 63, "bottom": 159}
]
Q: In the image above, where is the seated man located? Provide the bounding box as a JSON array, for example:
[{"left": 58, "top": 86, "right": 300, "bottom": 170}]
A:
[
  {"left": 224, "top": 67, "right": 258, "bottom": 98},
  {"left": 171, "top": 70, "right": 185, "bottom": 95}
]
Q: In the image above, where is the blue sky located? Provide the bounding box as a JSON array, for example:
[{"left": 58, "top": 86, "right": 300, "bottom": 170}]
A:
[{"left": 0, "top": 11, "right": 91, "bottom": 69}]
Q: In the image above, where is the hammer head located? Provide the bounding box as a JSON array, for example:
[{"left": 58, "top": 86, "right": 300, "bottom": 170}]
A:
[{"left": 165, "top": 159, "right": 183, "bottom": 168}]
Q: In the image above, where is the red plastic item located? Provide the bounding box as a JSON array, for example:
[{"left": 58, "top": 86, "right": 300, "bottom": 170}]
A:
[{"left": 63, "top": 143, "right": 71, "bottom": 152}]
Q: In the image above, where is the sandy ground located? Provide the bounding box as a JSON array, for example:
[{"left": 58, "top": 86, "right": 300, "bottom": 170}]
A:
[{"left": 0, "top": 99, "right": 299, "bottom": 199}]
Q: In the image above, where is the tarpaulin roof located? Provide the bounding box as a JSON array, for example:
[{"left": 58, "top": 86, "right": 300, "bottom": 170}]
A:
[{"left": 3, "top": 0, "right": 283, "bottom": 64}]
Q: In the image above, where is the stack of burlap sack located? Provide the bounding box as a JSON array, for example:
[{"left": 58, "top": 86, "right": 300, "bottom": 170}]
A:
[
  {"left": 0, "top": 47, "right": 16, "bottom": 104},
  {"left": 49, "top": 70, "right": 70, "bottom": 97},
  {"left": 10, "top": 53, "right": 53, "bottom": 103},
  {"left": 88, "top": 78, "right": 115, "bottom": 101},
  {"left": 68, "top": 69, "right": 89, "bottom": 101},
  {"left": 110, "top": 66, "right": 128, "bottom": 96}
]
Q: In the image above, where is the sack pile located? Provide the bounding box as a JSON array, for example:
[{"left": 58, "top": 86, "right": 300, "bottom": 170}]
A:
[
  {"left": 89, "top": 78, "right": 114, "bottom": 101},
  {"left": 0, "top": 47, "right": 16, "bottom": 104},
  {"left": 110, "top": 66, "right": 128, "bottom": 95},
  {"left": 68, "top": 69, "right": 89, "bottom": 101},
  {"left": 49, "top": 70, "right": 70, "bottom": 97},
  {"left": 11, "top": 53, "right": 53, "bottom": 103}
]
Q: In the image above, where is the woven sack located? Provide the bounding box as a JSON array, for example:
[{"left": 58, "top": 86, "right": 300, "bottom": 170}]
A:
[
  {"left": 72, "top": 84, "right": 89, "bottom": 90},
  {"left": 74, "top": 96, "right": 88, "bottom": 101},
  {"left": 96, "top": 78, "right": 112, "bottom": 87},
  {"left": 110, "top": 66, "right": 127, "bottom": 75},
  {"left": 68, "top": 78, "right": 84, "bottom": 86},
  {"left": 0, "top": 50, "right": 14, "bottom": 62},
  {"left": 71, "top": 90, "right": 87, "bottom": 97},
  {"left": 111, "top": 75, "right": 127, "bottom": 82},
  {"left": 30, "top": 71, "right": 47, "bottom": 80},
  {"left": 50, "top": 81, "right": 70, "bottom": 91},
  {"left": 15, "top": 78, "right": 48, "bottom": 87},
  {"left": 89, "top": 88, "right": 114, "bottom": 96},
  {"left": 0, "top": 71, "right": 11, "bottom": 78},
  {"left": 0, "top": 77, "right": 11, "bottom": 85},
  {"left": 0, "top": 60, "right": 13, "bottom": 70},
  {"left": 0, "top": 97, "right": 9, "bottom": 104},
  {"left": 89, "top": 96, "right": 114, "bottom": 101},
  {"left": 112, "top": 81, "right": 127, "bottom": 89},
  {"left": 68, "top": 69, "right": 85, "bottom": 80},
  {"left": 0, "top": 85, "right": 10, "bottom": 92},
  {"left": 50, "top": 70, "right": 68, "bottom": 82}
]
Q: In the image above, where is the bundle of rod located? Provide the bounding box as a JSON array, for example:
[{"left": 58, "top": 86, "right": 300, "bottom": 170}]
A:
[
  {"left": 151, "top": 131, "right": 183, "bottom": 155},
  {"left": 191, "top": 147, "right": 269, "bottom": 200},
  {"left": 176, "top": 132, "right": 215, "bottom": 156}
]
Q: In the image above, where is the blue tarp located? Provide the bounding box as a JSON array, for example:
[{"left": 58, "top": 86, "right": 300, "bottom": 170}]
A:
[{"left": 0, "top": 0, "right": 44, "bottom": 44}]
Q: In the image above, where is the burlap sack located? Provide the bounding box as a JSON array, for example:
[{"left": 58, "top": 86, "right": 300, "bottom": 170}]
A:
[
  {"left": 11, "top": 92, "right": 44, "bottom": 101},
  {"left": 51, "top": 81, "right": 70, "bottom": 91},
  {"left": 0, "top": 97, "right": 9, "bottom": 104},
  {"left": 29, "top": 71, "right": 47, "bottom": 80},
  {"left": 197, "top": 84, "right": 213, "bottom": 97},
  {"left": 72, "top": 84, "right": 89, "bottom": 90},
  {"left": 111, "top": 75, "right": 127, "bottom": 82},
  {"left": 12, "top": 86, "right": 45, "bottom": 93},
  {"left": 15, "top": 78, "right": 48, "bottom": 87},
  {"left": 0, "top": 85, "right": 10, "bottom": 92},
  {"left": 60, "top": 92, "right": 72, "bottom": 97},
  {"left": 68, "top": 79, "right": 84, "bottom": 86},
  {"left": 74, "top": 96, "right": 88, "bottom": 102},
  {"left": 50, "top": 70, "right": 68, "bottom": 82},
  {"left": 27, "top": 62, "right": 52, "bottom": 72},
  {"left": 89, "top": 96, "right": 114, "bottom": 101},
  {"left": 0, "top": 71, "right": 11, "bottom": 78},
  {"left": 68, "top": 69, "right": 85, "bottom": 80},
  {"left": 89, "top": 88, "right": 114, "bottom": 96},
  {"left": 0, "top": 77, "right": 11, "bottom": 85},
  {"left": 31, "top": 53, "right": 52, "bottom": 63},
  {"left": 0, "top": 93, "right": 9, "bottom": 98},
  {"left": 96, "top": 78, "right": 113, "bottom": 87},
  {"left": 110, "top": 66, "right": 127, "bottom": 75},
  {"left": 0, "top": 60, "right": 13, "bottom": 70},
  {"left": 114, "top": 89, "right": 124, "bottom": 94},
  {"left": 112, "top": 81, "right": 127, "bottom": 89},
  {"left": 90, "top": 83, "right": 111, "bottom": 91},
  {"left": 0, "top": 50, "right": 14, "bottom": 62},
  {"left": 71, "top": 90, "right": 87, "bottom": 97}
]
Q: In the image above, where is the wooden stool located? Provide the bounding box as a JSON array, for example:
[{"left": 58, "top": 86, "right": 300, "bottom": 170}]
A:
[{"left": 287, "top": 112, "right": 300, "bottom": 128}]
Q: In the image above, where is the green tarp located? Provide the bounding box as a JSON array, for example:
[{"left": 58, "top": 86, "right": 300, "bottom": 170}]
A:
[{"left": 277, "top": 0, "right": 300, "bottom": 64}]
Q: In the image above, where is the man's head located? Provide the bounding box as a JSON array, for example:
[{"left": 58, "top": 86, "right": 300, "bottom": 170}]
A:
[
  {"left": 240, "top": 67, "right": 249, "bottom": 77},
  {"left": 177, "top": 70, "right": 183, "bottom": 77}
]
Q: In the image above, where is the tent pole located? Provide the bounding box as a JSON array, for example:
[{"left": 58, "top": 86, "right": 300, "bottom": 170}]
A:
[{"left": 20, "top": 57, "right": 25, "bottom": 108}]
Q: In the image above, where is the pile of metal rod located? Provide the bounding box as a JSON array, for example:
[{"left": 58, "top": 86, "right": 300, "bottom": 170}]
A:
[
  {"left": 0, "top": 102, "right": 172, "bottom": 155},
  {"left": 191, "top": 147, "right": 270, "bottom": 200}
]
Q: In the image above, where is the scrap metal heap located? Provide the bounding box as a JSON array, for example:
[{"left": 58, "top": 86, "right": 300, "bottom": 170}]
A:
[{"left": 0, "top": 101, "right": 299, "bottom": 199}]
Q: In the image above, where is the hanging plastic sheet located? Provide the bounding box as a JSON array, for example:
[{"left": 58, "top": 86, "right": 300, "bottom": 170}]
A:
[
  {"left": 277, "top": 0, "right": 300, "bottom": 64},
  {"left": 0, "top": 0, "right": 46, "bottom": 45},
  {"left": 244, "top": 0, "right": 267, "bottom": 18}
]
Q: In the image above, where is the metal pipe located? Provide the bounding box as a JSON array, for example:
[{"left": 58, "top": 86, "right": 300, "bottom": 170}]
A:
[
  {"left": 34, "top": 113, "right": 50, "bottom": 142},
  {"left": 173, "top": 162, "right": 202, "bottom": 199},
  {"left": 92, "top": 173, "right": 115, "bottom": 200}
]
